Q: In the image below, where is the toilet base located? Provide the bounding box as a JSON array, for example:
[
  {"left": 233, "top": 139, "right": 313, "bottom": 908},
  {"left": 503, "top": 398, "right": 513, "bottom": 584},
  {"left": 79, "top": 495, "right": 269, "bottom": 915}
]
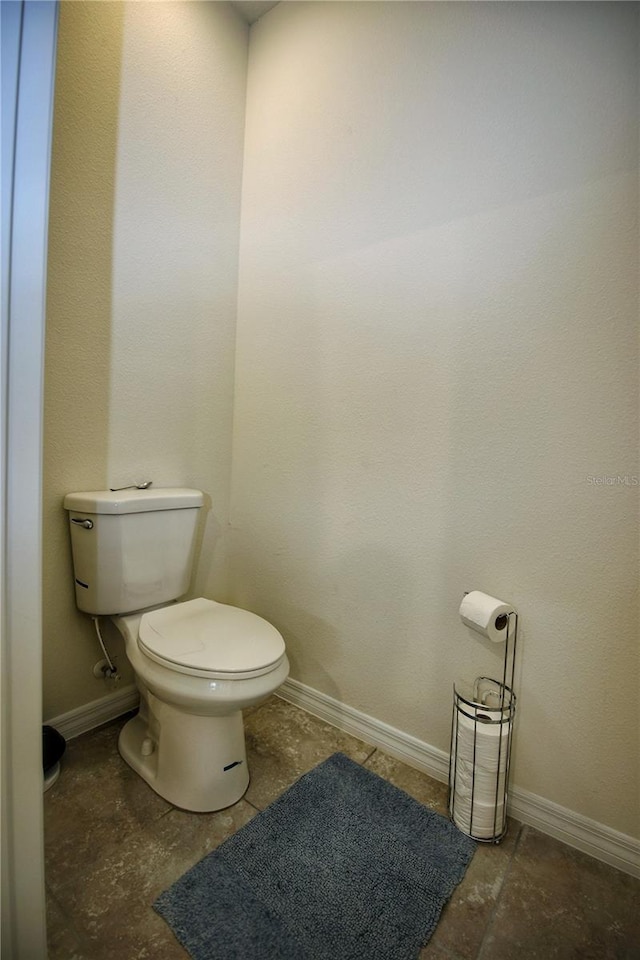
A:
[{"left": 118, "top": 695, "right": 250, "bottom": 812}]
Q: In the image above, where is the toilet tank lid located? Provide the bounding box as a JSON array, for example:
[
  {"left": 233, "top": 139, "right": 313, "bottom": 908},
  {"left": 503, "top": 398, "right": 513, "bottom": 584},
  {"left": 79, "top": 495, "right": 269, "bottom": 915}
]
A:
[{"left": 64, "top": 488, "right": 204, "bottom": 515}]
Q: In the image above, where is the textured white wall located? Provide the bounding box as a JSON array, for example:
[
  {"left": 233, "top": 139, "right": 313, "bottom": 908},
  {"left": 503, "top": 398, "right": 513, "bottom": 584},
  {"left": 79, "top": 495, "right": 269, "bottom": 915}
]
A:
[
  {"left": 232, "top": 2, "right": 639, "bottom": 835},
  {"left": 44, "top": 1, "right": 248, "bottom": 716}
]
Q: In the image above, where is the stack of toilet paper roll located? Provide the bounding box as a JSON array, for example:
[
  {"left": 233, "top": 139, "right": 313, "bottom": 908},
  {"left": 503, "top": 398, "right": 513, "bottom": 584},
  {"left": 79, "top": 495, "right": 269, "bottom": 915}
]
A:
[
  {"left": 450, "top": 704, "right": 510, "bottom": 839},
  {"left": 450, "top": 590, "right": 517, "bottom": 839}
]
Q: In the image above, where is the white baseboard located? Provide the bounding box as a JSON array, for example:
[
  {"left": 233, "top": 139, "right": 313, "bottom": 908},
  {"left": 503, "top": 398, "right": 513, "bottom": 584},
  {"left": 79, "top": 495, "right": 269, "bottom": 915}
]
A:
[
  {"left": 281, "top": 677, "right": 452, "bottom": 781},
  {"left": 45, "top": 685, "right": 139, "bottom": 741},
  {"left": 279, "top": 677, "right": 640, "bottom": 879}
]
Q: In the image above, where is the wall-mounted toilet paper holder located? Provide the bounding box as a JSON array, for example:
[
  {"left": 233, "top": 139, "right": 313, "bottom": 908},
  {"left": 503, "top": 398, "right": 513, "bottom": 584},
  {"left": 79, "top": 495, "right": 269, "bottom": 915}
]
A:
[{"left": 448, "top": 601, "right": 518, "bottom": 843}]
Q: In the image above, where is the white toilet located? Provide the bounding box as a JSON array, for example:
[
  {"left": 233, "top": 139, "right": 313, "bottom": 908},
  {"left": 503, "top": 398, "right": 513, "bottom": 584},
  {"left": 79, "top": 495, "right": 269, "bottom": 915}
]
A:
[{"left": 64, "top": 487, "right": 289, "bottom": 812}]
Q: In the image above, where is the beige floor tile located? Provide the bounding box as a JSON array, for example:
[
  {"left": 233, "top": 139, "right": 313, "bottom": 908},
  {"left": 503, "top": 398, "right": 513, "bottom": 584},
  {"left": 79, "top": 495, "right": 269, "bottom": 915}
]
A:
[
  {"left": 243, "top": 695, "right": 375, "bottom": 809},
  {"left": 53, "top": 800, "right": 256, "bottom": 960},
  {"left": 425, "top": 821, "right": 521, "bottom": 960},
  {"left": 45, "top": 700, "right": 638, "bottom": 960},
  {"left": 363, "top": 750, "right": 449, "bottom": 816},
  {"left": 480, "top": 826, "right": 640, "bottom": 960},
  {"left": 46, "top": 888, "right": 89, "bottom": 960},
  {"left": 418, "top": 944, "right": 462, "bottom": 960},
  {"left": 45, "top": 716, "right": 171, "bottom": 891}
]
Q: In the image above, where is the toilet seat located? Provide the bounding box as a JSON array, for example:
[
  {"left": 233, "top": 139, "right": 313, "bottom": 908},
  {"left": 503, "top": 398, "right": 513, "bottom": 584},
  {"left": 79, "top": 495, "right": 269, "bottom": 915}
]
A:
[{"left": 138, "top": 597, "right": 286, "bottom": 680}]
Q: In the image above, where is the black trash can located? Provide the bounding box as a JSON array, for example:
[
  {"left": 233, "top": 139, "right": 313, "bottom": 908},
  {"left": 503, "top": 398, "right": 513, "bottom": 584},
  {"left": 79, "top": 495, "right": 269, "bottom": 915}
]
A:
[{"left": 43, "top": 725, "right": 66, "bottom": 791}]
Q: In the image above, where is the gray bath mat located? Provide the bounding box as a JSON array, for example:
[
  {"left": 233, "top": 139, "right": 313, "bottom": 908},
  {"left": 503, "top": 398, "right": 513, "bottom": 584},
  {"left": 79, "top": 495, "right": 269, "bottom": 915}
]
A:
[{"left": 154, "top": 752, "right": 476, "bottom": 960}]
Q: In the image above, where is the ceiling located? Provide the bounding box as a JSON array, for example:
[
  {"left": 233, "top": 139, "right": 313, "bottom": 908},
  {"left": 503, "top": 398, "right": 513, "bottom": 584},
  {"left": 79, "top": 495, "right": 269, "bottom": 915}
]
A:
[{"left": 230, "top": 1, "right": 280, "bottom": 24}]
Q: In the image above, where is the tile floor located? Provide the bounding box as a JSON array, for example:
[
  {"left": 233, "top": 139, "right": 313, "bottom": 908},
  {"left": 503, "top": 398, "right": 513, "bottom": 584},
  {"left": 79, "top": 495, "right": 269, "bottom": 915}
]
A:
[{"left": 45, "top": 696, "right": 639, "bottom": 960}]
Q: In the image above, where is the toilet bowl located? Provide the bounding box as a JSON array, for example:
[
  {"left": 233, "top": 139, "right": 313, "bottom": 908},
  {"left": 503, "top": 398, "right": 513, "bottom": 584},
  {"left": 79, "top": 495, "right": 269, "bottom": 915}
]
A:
[{"left": 113, "top": 597, "right": 289, "bottom": 812}]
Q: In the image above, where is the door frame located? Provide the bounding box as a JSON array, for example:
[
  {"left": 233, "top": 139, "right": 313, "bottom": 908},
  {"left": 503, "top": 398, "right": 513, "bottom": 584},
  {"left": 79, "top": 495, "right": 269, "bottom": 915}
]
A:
[{"left": 1, "top": 2, "right": 59, "bottom": 956}]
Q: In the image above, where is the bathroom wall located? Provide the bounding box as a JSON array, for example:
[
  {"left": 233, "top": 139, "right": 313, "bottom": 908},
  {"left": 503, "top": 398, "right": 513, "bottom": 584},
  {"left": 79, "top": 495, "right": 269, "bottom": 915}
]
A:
[
  {"left": 43, "top": 1, "right": 249, "bottom": 717},
  {"left": 232, "top": 2, "right": 639, "bottom": 835}
]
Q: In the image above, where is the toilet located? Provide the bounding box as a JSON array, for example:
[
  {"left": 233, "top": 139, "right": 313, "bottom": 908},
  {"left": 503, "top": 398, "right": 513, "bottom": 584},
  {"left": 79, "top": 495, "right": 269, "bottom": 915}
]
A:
[{"left": 64, "top": 487, "right": 289, "bottom": 812}]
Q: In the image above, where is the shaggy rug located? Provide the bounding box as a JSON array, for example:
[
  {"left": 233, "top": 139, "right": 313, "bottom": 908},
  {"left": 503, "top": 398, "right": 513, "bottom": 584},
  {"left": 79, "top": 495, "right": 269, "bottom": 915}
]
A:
[{"left": 154, "top": 752, "right": 476, "bottom": 959}]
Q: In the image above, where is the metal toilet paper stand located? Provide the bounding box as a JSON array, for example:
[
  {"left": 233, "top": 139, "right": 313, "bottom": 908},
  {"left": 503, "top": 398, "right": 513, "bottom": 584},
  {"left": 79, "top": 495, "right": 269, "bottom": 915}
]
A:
[{"left": 447, "top": 609, "right": 518, "bottom": 843}]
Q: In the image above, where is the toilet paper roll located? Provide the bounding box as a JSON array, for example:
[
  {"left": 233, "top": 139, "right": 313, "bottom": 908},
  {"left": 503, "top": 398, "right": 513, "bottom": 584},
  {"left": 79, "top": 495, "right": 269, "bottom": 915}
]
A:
[
  {"left": 454, "top": 709, "right": 510, "bottom": 769},
  {"left": 459, "top": 591, "right": 515, "bottom": 643},
  {"left": 453, "top": 759, "right": 508, "bottom": 790},
  {"left": 451, "top": 793, "right": 505, "bottom": 818},
  {"left": 451, "top": 803, "right": 507, "bottom": 839},
  {"left": 452, "top": 768, "right": 507, "bottom": 803},
  {"left": 450, "top": 775, "right": 508, "bottom": 839},
  {"left": 457, "top": 707, "right": 510, "bottom": 744}
]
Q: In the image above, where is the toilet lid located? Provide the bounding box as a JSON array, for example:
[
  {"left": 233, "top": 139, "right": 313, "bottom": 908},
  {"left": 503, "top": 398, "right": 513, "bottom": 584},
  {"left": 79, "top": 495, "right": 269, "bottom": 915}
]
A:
[{"left": 138, "top": 598, "right": 286, "bottom": 678}]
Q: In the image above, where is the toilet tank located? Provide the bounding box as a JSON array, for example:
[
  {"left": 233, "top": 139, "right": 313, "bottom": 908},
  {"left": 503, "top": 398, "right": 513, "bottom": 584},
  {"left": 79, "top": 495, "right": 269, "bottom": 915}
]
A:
[{"left": 64, "top": 488, "right": 204, "bottom": 615}]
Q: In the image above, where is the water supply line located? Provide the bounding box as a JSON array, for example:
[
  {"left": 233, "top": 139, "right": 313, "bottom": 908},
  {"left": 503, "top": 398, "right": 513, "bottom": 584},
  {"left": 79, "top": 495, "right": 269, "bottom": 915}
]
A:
[{"left": 91, "top": 616, "right": 119, "bottom": 679}]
